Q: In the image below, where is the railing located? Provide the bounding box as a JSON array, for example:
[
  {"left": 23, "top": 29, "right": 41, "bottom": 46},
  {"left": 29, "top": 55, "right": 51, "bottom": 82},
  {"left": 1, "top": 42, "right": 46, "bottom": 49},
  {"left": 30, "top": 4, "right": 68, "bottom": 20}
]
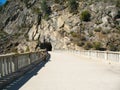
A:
[
  {"left": 78, "top": 50, "right": 120, "bottom": 63},
  {"left": 53, "top": 49, "right": 120, "bottom": 63},
  {"left": 0, "top": 50, "right": 48, "bottom": 78}
]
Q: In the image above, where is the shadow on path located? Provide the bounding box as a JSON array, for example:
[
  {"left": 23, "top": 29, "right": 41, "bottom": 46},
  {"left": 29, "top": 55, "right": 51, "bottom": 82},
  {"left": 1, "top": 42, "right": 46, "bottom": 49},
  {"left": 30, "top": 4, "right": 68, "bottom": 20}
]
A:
[{"left": 4, "top": 54, "right": 51, "bottom": 90}]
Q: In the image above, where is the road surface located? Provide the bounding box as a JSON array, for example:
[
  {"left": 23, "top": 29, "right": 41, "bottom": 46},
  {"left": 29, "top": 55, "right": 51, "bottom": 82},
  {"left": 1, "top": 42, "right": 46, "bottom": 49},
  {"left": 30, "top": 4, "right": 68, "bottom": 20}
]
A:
[{"left": 20, "top": 51, "right": 120, "bottom": 90}]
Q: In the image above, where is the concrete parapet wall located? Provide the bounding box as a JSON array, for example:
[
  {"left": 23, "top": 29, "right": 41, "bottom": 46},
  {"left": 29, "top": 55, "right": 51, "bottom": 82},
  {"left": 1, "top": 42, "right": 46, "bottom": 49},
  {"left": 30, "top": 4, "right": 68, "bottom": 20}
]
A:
[
  {"left": 53, "top": 50, "right": 120, "bottom": 63},
  {"left": 78, "top": 50, "right": 120, "bottom": 63},
  {"left": 0, "top": 50, "right": 47, "bottom": 78}
]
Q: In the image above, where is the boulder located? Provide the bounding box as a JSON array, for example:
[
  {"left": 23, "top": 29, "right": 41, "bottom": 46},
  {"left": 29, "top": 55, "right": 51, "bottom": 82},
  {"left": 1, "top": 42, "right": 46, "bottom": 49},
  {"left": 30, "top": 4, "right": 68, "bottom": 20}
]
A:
[
  {"left": 102, "top": 16, "right": 109, "bottom": 24},
  {"left": 34, "top": 33, "right": 40, "bottom": 40},
  {"left": 27, "top": 41, "right": 38, "bottom": 52},
  {"left": 71, "top": 26, "right": 79, "bottom": 32},
  {"left": 64, "top": 24, "right": 71, "bottom": 33},
  {"left": 57, "top": 16, "right": 65, "bottom": 28},
  {"left": 106, "top": 5, "right": 119, "bottom": 19},
  {"left": 28, "top": 25, "right": 37, "bottom": 40}
]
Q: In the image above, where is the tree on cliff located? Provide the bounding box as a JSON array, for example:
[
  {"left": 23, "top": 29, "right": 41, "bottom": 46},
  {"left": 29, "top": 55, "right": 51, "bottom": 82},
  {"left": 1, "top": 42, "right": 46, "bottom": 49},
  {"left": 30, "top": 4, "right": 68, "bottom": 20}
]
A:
[
  {"left": 41, "top": 0, "right": 51, "bottom": 20},
  {"left": 68, "top": 0, "right": 78, "bottom": 13}
]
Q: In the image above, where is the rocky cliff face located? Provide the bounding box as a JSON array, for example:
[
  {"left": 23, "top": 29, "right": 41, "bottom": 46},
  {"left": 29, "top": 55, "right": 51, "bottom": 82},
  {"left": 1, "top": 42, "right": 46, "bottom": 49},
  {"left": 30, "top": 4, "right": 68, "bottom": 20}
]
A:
[{"left": 0, "top": 0, "right": 120, "bottom": 53}]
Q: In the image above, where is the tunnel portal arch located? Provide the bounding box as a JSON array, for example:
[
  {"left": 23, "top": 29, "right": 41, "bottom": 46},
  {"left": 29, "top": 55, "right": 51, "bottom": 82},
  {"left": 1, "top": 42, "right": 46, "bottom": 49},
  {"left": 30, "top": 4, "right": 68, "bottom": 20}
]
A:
[{"left": 40, "top": 42, "right": 52, "bottom": 51}]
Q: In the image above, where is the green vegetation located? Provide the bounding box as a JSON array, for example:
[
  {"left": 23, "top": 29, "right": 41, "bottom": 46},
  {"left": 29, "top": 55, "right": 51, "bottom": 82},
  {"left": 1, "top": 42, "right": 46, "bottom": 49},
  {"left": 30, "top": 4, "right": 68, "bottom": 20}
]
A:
[
  {"left": 0, "top": 31, "right": 8, "bottom": 39},
  {"left": 107, "top": 36, "right": 120, "bottom": 51},
  {"left": 109, "top": 44, "right": 116, "bottom": 51},
  {"left": 115, "top": 26, "right": 120, "bottom": 34},
  {"left": 80, "top": 10, "right": 91, "bottom": 21},
  {"left": 54, "top": 0, "right": 61, "bottom": 4},
  {"left": 12, "top": 48, "right": 18, "bottom": 54},
  {"left": 108, "top": 44, "right": 118, "bottom": 51},
  {"left": 101, "top": 29, "right": 110, "bottom": 34},
  {"left": 92, "top": 42, "right": 102, "bottom": 50},
  {"left": 83, "top": 41, "right": 103, "bottom": 50},
  {"left": 53, "top": 0, "right": 68, "bottom": 4},
  {"left": 68, "top": 0, "right": 78, "bottom": 13},
  {"left": 26, "top": 46, "right": 30, "bottom": 52},
  {"left": 77, "top": 41, "right": 84, "bottom": 47},
  {"left": 70, "top": 31, "right": 78, "bottom": 37},
  {"left": 32, "top": 7, "right": 41, "bottom": 14},
  {"left": 89, "top": 31, "right": 94, "bottom": 37},
  {"left": 43, "top": 14, "right": 50, "bottom": 20},
  {"left": 95, "top": 20, "right": 103, "bottom": 25},
  {"left": 41, "top": 0, "right": 51, "bottom": 20},
  {"left": 115, "top": 0, "right": 120, "bottom": 7},
  {"left": 84, "top": 42, "right": 93, "bottom": 50},
  {"left": 94, "top": 27, "right": 102, "bottom": 32}
]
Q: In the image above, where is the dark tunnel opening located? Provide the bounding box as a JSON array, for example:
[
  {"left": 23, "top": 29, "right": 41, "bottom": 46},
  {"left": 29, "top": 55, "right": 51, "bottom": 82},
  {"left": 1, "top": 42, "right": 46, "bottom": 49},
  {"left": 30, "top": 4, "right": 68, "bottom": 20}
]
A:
[{"left": 40, "top": 42, "right": 52, "bottom": 51}]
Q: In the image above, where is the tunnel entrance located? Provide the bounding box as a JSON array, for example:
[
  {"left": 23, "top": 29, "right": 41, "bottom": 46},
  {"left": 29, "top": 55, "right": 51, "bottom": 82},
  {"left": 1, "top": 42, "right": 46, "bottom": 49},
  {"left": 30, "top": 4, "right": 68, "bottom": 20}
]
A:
[{"left": 40, "top": 42, "right": 52, "bottom": 51}]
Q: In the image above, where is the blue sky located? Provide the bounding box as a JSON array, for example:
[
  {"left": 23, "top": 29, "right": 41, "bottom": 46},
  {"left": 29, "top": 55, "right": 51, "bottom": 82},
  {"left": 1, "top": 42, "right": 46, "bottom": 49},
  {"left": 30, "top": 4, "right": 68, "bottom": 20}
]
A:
[{"left": 0, "top": 0, "right": 7, "bottom": 6}]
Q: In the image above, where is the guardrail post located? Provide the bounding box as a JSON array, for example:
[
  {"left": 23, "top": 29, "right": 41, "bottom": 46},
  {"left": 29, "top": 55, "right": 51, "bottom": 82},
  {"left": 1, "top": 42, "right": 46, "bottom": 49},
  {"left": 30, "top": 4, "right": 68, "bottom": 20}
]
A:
[
  {"left": 4, "top": 58, "right": 8, "bottom": 76},
  {"left": 88, "top": 51, "right": 91, "bottom": 58},
  {"left": 96, "top": 51, "right": 98, "bottom": 59},
  {"left": 0, "top": 57, "right": 3, "bottom": 77},
  {"left": 105, "top": 52, "right": 108, "bottom": 61},
  {"left": 118, "top": 53, "right": 120, "bottom": 63}
]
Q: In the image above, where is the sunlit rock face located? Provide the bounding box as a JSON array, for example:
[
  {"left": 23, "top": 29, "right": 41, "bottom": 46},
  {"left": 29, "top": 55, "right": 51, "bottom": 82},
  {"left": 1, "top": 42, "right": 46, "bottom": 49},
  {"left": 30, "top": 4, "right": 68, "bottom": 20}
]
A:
[{"left": 0, "top": 0, "right": 120, "bottom": 53}]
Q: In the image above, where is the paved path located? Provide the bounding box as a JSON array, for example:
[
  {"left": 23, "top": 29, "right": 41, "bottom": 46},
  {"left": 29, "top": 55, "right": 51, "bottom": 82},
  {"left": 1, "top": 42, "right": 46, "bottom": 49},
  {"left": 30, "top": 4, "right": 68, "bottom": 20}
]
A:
[{"left": 20, "top": 51, "right": 120, "bottom": 90}]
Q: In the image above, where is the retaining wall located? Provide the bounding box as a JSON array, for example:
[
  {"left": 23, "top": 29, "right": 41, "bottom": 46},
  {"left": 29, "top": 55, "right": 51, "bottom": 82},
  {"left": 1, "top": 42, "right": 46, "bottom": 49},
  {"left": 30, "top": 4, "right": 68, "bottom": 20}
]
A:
[{"left": 0, "top": 50, "right": 47, "bottom": 78}]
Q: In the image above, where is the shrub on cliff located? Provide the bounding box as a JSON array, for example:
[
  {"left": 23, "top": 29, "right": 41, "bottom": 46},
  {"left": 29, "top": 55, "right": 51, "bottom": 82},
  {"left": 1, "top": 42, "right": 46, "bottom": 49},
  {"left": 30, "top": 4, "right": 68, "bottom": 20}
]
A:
[
  {"left": 54, "top": 0, "right": 61, "bottom": 4},
  {"left": 115, "top": 0, "right": 120, "bottom": 7},
  {"left": 84, "top": 42, "right": 93, "bottom": 50},
  {"left": 41, "top": 0, "right": 51, "bottom": 20},
  {"left": 68, "top": 0, "right": 78, "bottom": 13},
  {"left": 92, "top": 42, "right": 102, "bottom": 50},
  {"left": 80, "top": 10, "right": 91, "bottom": 21}
]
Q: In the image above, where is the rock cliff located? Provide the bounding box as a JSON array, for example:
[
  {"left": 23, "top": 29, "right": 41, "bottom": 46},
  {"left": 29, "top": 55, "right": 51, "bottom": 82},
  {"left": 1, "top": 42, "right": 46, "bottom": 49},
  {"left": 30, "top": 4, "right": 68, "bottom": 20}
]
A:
[{"left": 0, "top": 0, "right": 120, "bottom": 53}]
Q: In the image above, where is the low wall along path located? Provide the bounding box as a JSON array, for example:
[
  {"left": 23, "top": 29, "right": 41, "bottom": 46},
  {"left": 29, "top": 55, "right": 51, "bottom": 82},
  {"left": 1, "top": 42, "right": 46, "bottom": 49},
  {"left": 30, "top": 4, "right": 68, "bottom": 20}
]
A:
[{"left": 0, "top": 50, "right": 48, "bottom": 89}]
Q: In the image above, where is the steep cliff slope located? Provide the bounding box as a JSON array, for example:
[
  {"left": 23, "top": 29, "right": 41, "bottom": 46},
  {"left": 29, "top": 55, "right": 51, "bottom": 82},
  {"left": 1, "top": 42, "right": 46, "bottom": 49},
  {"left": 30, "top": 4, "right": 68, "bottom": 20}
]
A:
[{"left": 0, "top": 0, "right": 120, "bottom": 53}]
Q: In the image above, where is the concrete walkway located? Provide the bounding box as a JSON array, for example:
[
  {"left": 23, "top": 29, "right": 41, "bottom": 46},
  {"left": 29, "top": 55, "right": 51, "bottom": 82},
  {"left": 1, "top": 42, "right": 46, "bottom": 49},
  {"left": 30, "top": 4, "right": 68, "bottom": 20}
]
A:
[{"left": 20, "top": 51, "right": 120, "bottom": 90}]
